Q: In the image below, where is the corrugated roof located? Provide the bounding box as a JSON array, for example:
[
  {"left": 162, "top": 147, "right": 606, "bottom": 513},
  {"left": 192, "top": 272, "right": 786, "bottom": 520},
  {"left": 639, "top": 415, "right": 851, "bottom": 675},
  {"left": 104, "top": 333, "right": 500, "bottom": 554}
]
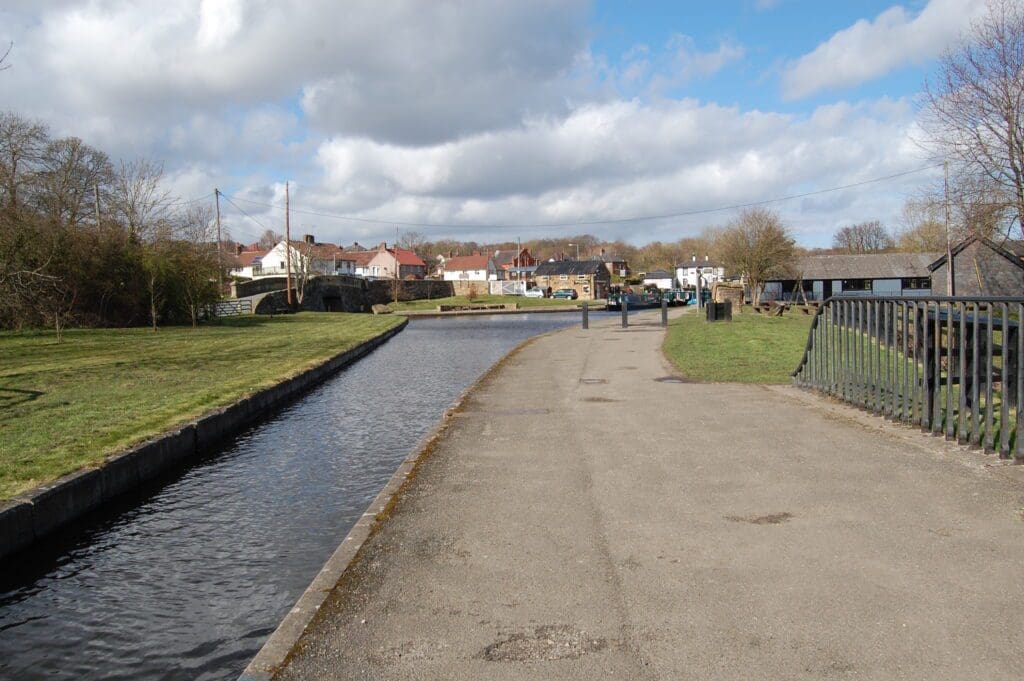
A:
[
  {"left": 535, "top": 260, "right": 607, "bottom": 276},
  {"left": 785, "top": 252, "right": 940, "bottom": 280}
]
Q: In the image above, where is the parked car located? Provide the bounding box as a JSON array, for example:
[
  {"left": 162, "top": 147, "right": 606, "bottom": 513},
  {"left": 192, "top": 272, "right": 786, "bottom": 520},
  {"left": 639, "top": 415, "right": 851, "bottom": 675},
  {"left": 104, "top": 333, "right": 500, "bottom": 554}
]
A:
[
  {"left": 524, "top": 288, "right": 544, "bottom": 298},
  {"left": 552, "top": 288, "right": 578, "bottom": 300}
]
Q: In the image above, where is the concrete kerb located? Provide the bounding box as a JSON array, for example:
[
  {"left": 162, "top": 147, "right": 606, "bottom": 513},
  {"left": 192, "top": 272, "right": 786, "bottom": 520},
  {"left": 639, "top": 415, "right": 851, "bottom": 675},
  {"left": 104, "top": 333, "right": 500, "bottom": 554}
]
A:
[
  {"left": 238, "top": 323, "right": 573, "bottom": 681},
  {"left": 0, "top": 318, "right": 408, "bottom": 561}
]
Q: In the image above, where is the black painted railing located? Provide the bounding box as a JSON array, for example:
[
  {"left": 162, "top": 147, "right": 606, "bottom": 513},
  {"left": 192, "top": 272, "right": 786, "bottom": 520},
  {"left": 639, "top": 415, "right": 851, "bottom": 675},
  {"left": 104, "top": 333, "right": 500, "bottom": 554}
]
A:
[{"left": 792, "top": 295, "right": 1024, "bottom": 458}]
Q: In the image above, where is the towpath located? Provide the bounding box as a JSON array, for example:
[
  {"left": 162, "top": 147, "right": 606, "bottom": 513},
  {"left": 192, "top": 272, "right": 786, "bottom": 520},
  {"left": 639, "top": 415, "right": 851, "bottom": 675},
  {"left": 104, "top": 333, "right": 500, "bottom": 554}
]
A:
[{"left": 275, "top": 308, "right": 1024, "bottom": 680}]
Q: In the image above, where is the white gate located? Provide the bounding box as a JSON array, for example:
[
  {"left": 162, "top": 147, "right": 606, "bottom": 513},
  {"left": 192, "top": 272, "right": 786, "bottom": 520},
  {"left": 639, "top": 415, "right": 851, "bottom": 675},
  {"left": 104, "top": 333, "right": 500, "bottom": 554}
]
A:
[{"left": 490, "top": 280, "right": 526, "bottom": 296}]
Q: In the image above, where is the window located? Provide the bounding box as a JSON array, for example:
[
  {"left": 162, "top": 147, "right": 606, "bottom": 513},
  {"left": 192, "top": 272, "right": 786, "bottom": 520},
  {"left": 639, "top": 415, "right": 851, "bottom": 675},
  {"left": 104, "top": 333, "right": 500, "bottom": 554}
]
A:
[
  {"left": 841, "top": 279, "right": 872, "bottom": 291},
  {"left": 559, "top": 274, "right": 568, "bottom": 280},
  {"left": 902, "top": 277, "right": 930, "bottom": 290},
  {"left": 703, "top": 267, "right": 712, "bottom": 274}
]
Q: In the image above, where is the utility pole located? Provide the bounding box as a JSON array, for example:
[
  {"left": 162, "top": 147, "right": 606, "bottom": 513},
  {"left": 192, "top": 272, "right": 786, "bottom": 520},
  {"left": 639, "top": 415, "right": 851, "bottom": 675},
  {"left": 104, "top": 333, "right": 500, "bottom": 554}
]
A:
[
  {"left": 93, "top": 182, "right": 102, "bottom": 227},
  {"left": 944, "top": 160, "right": 954, "bottom": 296},
  {"left": 215, "top": 188, "right": 223, "bottom": 291},
  {"left": 285, "top": 181, "right": 292, "bottom": 305},
  {"left": 393, "top": 225, "right": 399, "bottom": 306}
]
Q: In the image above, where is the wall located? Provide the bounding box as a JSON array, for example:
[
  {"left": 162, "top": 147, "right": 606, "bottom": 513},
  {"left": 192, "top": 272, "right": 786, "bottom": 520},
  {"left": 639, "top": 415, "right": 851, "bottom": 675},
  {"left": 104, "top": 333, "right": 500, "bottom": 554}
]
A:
[
  {"left": 232, "top": 277, "right": 289, "bottom": 298},
  {"left": 931, "top": 241, "right": 1024, "bottom": 296},
  {"left": 366, "top": 279, "right": 455, "bottom": 305},
  {"left": 533, "top": 273, "right": 609, "bottom": 300}
]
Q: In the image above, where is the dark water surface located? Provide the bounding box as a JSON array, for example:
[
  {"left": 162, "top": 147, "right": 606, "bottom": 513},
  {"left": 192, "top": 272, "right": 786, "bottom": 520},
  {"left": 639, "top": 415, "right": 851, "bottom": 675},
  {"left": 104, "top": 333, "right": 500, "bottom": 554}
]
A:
[{"left": 0, "top": 313, "right": 594, "bottom": 680}]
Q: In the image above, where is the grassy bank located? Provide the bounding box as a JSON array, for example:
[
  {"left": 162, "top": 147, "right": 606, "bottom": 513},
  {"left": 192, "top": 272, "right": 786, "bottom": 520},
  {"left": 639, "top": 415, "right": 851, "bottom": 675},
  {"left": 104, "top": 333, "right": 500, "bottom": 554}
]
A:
[
  {"left": 388, "top": 294, "right": 584, "bottom": 312},
  {"left": 663, "top": 310, "right": 813, "bottom": 383},
  {"left": 0, "top": 313, "right": 404, "bottom": 501}
]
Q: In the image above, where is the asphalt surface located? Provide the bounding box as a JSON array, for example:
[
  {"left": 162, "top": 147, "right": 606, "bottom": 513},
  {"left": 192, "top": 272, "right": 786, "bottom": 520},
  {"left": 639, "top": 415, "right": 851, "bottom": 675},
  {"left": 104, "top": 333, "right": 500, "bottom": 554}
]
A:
[{"left": 276, "top": 308, "right": 1024, "bottom": 680}]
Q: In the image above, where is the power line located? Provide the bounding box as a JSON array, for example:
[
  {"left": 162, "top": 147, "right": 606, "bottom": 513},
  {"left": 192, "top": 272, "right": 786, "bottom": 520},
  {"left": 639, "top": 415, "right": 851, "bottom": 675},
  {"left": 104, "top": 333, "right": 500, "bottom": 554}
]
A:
[
  {"left": 220, "top": 193, "right": 273, "bottom": 234},
  {"left": 220, "top": 163, "right": 943, "bottom": 231}
]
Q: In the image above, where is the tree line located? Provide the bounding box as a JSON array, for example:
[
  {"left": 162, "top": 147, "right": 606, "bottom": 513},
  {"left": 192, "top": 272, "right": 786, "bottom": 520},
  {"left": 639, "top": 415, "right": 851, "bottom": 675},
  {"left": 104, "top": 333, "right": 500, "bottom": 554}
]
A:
[{"left": 0, "top": 112, "right": 222, "bottom": 335}]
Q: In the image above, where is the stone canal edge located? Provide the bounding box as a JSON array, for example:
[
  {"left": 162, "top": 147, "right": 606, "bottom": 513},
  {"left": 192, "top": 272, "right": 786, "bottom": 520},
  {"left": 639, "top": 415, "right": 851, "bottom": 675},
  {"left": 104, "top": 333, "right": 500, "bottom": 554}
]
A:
[
  {"left": 237, "top": 326, "right": 559, "bottom": 681},
  {"left": 0, "top": 318, "right": 409, "bottom": 561}
]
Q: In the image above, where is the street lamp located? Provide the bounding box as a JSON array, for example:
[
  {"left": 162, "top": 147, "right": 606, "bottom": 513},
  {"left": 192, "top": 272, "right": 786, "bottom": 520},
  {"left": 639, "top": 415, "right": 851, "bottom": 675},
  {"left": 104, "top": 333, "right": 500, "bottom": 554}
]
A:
[{"left": 567, "top": 243, "right": 579, "bottom": 260}]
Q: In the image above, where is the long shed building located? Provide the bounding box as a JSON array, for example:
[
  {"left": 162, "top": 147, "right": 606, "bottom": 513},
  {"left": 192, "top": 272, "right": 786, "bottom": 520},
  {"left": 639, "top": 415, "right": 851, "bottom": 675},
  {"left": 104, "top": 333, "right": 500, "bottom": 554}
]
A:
[{"left": 763, "top": 252, "right": 940, "bottom": 302}]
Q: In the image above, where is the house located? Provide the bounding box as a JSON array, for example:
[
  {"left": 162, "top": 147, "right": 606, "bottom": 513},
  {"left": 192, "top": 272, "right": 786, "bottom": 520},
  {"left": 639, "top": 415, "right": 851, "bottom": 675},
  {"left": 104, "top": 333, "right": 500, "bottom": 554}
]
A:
[
  {"left": 347, "top": 249, "right": 378, "bottom": 277},
  {"left": 676, "top": 255, "right": 726, "bottom": 289},
  {"left": 442, "top": 253, "right": 500, "bottom": 281},
  {"left": 763, "top": 252, "right": 940, "bottom": 301},
  {"left": 228, "top": 245, "right": 267, "bottom": 279},
  {"left": 493, "top": 247, "right": 538, "bottom": 280},
  {"left": 928, "top": 235, "right": 1024, "bottom": 296},
  {"left": 533, "top": 260, "right": 611, "bottom": 300},
  {"left": 258, "top": 235, "right": 356, "bottom": 277},
  {"left": 642, "top": 269, "right": 675, "bottom": 290},
  {"left": 365, "top": 242, "right": 428, "bottom": 279},
  {"left": 597, "top": 249, "right": 629, "bottom": 277}
]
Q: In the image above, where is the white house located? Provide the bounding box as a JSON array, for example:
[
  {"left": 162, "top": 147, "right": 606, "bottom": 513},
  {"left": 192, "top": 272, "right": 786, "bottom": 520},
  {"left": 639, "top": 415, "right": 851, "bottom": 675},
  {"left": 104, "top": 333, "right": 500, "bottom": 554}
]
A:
[
  {"left": 676, "top": 255, "right": 726, "bottom": 289},
  {"left": 642, "top": 269, "right": 675, "bottom": 290},
  {"left": 228, "top": 247, "right": 267, "bottom": 279},
  {"left": 256, "top": 235, "right": 355, "bottom": 278},
  {"left": 441, "top": 253, "right": 501, "bottom": 281}
]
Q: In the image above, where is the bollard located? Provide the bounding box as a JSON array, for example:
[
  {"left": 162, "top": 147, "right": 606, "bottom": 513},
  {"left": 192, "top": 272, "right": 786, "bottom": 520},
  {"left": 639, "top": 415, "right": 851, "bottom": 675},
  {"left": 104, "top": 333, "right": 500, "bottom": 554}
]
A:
[
  {"left": 661, "top": 298, "right": 668, "bottom": 327},
  {"left": 582, "top": 302, "right": 589, "bottom": 329},
  {"left": 621, "top": 300, "right": 628, "bottom": 328}
]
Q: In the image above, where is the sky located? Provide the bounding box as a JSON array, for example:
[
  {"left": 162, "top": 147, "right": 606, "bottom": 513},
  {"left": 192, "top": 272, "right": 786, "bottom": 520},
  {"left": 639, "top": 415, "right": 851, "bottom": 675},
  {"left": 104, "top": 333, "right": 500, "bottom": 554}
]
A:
[{"left": 0, "top": 0, "right": 988, "bottom": 248}]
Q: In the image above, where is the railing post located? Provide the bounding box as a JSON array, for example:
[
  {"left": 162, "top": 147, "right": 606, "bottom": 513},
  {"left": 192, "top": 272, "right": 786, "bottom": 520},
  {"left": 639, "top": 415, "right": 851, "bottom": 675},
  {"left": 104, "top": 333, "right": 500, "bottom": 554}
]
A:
[
  {"left": 946, "top": 302, "right": 955, "bottom": 440},
  {"left": 972, "top": 302, "right": 982, "bottom": 448},
  {"left": 985, "top": 305, "right": 995, "bottom": 452},
  {"left": 922, "top": 300, "right": 932, "bottom": 432},
  {"left": 1000, "top": 303, "right": 1010, "bottom": 457},
  {"left": 958, "top": 301, "right": 968, "bottom": 444},
  {"left": 1016, "top": 301, "right": 1023, "bottom": 461}
]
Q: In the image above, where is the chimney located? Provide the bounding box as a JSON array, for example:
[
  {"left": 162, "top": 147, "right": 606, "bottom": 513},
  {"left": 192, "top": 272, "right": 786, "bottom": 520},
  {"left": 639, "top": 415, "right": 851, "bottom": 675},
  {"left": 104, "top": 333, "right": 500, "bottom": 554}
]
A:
[
  {"left": 352, "top": 241, "right": 360, "bottom": 250},
  {"left": 601, "top": 248, "right": 606, "bottom": 257},
  {"left": 705, "top": 254, "right": 709, "bottom": 262},
  {"left": 304, "top": 234, "right": 315, "bottom": 245},
  {"left": 448, "top": 250, "right": 454, "bottom": 258},
  {"left": 378, "top": 242, "right": 387, "bottom": 252},
  {"left": 235, "top": 244, "right": 243, "bottom": 255}
]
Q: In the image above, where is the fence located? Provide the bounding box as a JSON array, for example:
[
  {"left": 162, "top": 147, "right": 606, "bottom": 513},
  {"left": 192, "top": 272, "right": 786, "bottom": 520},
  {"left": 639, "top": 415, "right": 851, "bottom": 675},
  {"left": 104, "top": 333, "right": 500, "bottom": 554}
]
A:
[
  {"left": 792, "top": 295, "right": 1023, "bottom": 458},
  {"left": 210, "top": 299, "right": 253, "bottom": 317}
]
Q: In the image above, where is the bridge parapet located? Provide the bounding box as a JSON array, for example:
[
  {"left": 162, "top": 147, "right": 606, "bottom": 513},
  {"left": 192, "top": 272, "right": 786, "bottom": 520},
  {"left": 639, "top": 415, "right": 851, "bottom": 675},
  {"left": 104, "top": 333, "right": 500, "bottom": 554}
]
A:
[{"left": 793, "top": 295, "right": 1024, "bottom": 458}]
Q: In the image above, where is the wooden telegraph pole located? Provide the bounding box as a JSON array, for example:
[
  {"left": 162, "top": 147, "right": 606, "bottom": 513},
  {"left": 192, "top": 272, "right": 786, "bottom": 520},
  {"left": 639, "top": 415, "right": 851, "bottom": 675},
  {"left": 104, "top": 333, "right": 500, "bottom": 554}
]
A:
[
  {"left": 285, "top": 181, "right": 292, "bottom": 305},
  {"left": 215, "top": 188, "right": 223, "bottom": 291}
]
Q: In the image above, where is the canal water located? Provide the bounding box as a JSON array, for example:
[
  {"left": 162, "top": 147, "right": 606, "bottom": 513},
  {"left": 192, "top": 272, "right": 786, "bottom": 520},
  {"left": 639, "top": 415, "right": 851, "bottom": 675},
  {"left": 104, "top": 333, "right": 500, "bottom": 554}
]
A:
[{"left": 0, "top": 313, "right": 599, "bottom": 680}]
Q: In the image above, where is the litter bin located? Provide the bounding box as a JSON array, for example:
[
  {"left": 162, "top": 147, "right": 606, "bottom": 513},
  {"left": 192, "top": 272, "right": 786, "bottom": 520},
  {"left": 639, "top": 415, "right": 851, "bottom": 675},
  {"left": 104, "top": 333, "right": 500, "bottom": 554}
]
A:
[{"left": 706, "top": 301, "right": 732, "bottom": 322}]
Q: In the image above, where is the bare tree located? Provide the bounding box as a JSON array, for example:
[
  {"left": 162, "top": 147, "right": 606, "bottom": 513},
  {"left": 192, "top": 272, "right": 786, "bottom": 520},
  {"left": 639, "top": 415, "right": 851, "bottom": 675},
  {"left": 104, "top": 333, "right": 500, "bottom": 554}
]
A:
[
  {"left": 923, "top": 0, "right": 1024, "bottom": 237},
  {"left": 398, "top": 230, "right": 427, "bottom": 253},
  {"left": 0, "top": 111, "right": 47, "bottom": 211},
  {"left": 257, "top": 228, "right": 283, "bottom": 249},
  {"left": 832, "top": 220, "right": 895, "bottom": 253},
  {"left": 176, "top": 204, "right": 220, "bottom": 327},
  {"left": 714, "top": 208, "right": 794, "bottom": 306},
  {"left": 34, "top": 137, "right": 114, "bottom": 227},
  {"left": 111, "top": 158, "right": 173, "bottom": 241}
]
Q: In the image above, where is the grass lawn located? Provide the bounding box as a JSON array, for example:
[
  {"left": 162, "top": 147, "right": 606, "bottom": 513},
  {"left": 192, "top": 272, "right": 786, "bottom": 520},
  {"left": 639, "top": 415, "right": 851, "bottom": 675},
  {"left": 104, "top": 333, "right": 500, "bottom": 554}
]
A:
[
  {"left": 388, "top": 294, "right": 584, "bottom": 312},
  {"left": 0, "top": 313, "right": 404, "bottom": 501},
  {"left": 663, "top": 309, "right": 814, "bottom": 383}
]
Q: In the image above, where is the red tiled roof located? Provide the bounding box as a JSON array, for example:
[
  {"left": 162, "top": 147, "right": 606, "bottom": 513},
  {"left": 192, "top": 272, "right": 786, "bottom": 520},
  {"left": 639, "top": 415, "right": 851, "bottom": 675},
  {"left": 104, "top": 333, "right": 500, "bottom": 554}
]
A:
[
  {"left": 389, "top": 248, "right": 426, "bottom": 267},
  {"left": 444, "top": 254, "right": 491, "bottom": 271},
  {"left": 236, "top": 250, "right": 266, "bottom": 267},
  {"left": 289, "top": 240, "right": 354, "bottom": 261}
]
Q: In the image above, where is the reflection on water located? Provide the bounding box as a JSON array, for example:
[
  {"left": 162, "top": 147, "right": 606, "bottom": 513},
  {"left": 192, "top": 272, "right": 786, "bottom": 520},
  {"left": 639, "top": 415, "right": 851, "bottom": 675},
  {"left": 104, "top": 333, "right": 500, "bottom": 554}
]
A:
[{"left": 0, "top": 313, "right": 594, "bottom": 680}]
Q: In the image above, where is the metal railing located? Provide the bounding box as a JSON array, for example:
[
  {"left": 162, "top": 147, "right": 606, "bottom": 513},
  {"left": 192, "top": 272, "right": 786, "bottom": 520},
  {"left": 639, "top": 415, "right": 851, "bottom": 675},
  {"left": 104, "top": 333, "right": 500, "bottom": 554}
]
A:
[{"left": 792, "top": 295, "right": 1023, "bottom": 458}]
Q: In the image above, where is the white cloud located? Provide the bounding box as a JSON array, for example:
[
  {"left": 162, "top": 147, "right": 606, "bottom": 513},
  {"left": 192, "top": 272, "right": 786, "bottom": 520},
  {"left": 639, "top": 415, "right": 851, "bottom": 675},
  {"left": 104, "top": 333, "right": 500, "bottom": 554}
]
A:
[
  {"left": 781, "top": 0, "right": 987, "bottom": 100},
  {"left": 290, "top": 97, "right": 933, "bottom": 245}
]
